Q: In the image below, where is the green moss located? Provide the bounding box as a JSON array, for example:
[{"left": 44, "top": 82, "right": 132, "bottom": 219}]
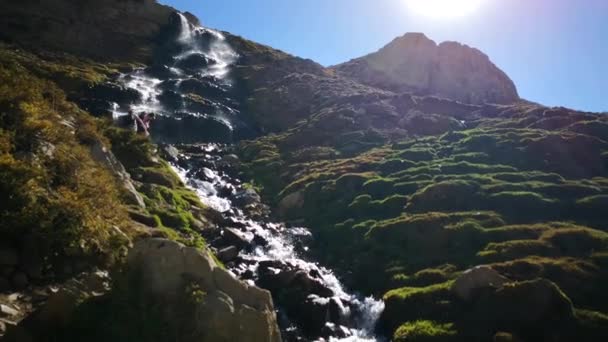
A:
[
  {"left": 478, "top": 240, "right": 557, "bottom": 262},
  {"left": 393, "top": 320, "right": 457, "bottom": 342}
]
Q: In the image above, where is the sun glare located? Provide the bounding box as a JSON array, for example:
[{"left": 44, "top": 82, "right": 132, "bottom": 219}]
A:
[{"left": 405, "top": 0, "right": 485, "bottom": 19}]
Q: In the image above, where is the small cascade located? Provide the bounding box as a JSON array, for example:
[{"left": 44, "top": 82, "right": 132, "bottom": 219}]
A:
[
  {"left": 113, "top": 12, "right": 385, "bottom": 341},
  {"left": 177, "top": 13, "right": 193, "bottom": 44}
]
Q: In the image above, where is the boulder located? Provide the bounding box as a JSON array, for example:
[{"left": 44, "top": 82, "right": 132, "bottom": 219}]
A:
[
  {"left": 222, "top": 228, "right": 251, "bottom": 250},
  {"left": 127, "top": 238, "right": 281, "bottom": 341},
  {"left": 175, "top": 53, "right": 216, "bottom": 72},
  {"left": 217, "top": 246, "right": 239, "bottom": 263},
  {"left": 233, "top": 188, "right": 262, "bottom": 207},
  {"left": 144, "top": 64, "right": 176, "bottom": 79},
  {"left": 278, "top": 191, "right": 305, "bottom": 216},
  {"left": 452, "top": 265, "right": 509, "bottom": 301}
]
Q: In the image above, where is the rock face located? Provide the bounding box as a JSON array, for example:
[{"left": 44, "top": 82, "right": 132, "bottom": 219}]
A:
[
  {"left": 333, "top": 32, "right": 519, "bottom": 105},
  {"left": 0, "top": 0, "right": 174, "bottom": 61},
  {"left": 127, "top": 238, "right": 282, "bottom": 342}
]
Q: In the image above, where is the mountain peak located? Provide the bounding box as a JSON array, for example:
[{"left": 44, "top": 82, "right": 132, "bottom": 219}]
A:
[{"left": 333, "top": 32, "right": 519, "bottom": 104}]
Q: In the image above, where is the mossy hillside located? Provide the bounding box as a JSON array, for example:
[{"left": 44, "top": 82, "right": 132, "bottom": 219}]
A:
[
  {"left": 0, "top": 44, "right": 214, "bottom": 284},
  {"left": 0, "top": 55, "right": 131, "bottom": 272},
  {"left": 103, "top": 125, "right": 211, "bottom": 249},
  {"left": 238, "top": 104, "right": 608, "bottom": 339}
]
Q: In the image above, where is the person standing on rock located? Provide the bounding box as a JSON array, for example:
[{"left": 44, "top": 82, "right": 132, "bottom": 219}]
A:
[{"left": 138, "top": 112, "right": 156, "bottom": 137}]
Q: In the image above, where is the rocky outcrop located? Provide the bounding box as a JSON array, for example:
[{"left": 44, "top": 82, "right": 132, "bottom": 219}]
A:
[
  {"left": 452, "top": 265, "right": 509, "bottom": 301},
  {"left": 0, "top": 0, "right": 175, "bottom": 61},
  {"left": 333, "top": 32, "right": 519, "bottom": 105},
  {"left": 127, "top": 238, "right": 282, "bottom": 342}
]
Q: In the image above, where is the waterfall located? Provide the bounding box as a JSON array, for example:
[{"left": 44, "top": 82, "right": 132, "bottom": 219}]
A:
[
  {"left": 177, "top": 13, "right": 193, "bottom": 44},
  {"left": 111, "top": 11, "right": 385, "bottom": 341}
]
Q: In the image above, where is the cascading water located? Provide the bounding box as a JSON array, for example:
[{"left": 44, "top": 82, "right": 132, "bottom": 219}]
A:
[{"left": 114, "top": 12, "right": 384, "bottom": 341}]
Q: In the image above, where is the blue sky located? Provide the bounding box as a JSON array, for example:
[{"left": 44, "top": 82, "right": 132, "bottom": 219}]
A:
[{"left": 160, "top": 0, "right": 607, "bottom": 112}]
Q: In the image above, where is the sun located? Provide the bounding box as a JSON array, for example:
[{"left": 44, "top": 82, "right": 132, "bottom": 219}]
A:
[{"left": 405, "top": 0, "right": 485, "bottom": 19}]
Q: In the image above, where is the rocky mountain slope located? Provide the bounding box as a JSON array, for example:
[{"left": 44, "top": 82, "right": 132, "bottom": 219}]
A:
[
  {"left": 333, "top": 32, "right": 519, "bottom": 104},
  {"left": 0, "top": 0, "right": 607, "bottom": 341}
]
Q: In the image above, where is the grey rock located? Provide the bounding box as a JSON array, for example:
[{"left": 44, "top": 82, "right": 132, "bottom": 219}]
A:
[
  {"left": 217, "top": 246, "right": 239, "bottom": 263},
  {"left": 222, "top": 228, "right": 251, "bottom": 250},
  {"left": 127, "top": 238, "right": 281, "bottom": 341},
  {"left": 452, "top": 265, "right": 509, "bottom": 301},
  {"left": 89, "top": 140, "right": 146, "bottom": 209}
]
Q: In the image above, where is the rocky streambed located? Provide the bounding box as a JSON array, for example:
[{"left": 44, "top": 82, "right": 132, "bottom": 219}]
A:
[
  {"left": 93, "top": 11, "right": 387, "bottom": 341},
  {"left": 167, "top": 143, "right": 384, "bottom": 341}
]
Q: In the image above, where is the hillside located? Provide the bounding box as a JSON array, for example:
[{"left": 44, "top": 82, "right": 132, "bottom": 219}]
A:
[{"left": 0, "top": 0, "right": 608, "bottom": 341}]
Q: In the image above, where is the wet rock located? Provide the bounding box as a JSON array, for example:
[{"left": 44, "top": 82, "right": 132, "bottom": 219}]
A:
[
  {"left": 160, "top": 144, "right": 180, "bottom": 163},
  {"left": 218, "top": 246, "right": 239, "bottom": 263},
  {"left": 233, "top": 188, "right": 262, "bottom": 207},
  {"left": 220, "top": 154, "right": 240, "bottom": 167},
  {"left": 328, "top": 297, "right": 347, "bottom": 324},
  {"left": 144, "top": 64, "right": 175, "bottom": 79},
  {"left": 178, "top": 78, "right": 226, "bottom": 101},
  {"left": 298, "top": 295, "right": 333, "bottom": 337},
  {"left": 0, "top": 321, "right": 5, "bottom": 335},
  {"left": 11, "top": 273, "right": 28, "bottom": 290},
  {"left": 321, "top": 323, "right": 351, "bottom": 339},
  {"left": 222, "top": 228, "right": 251, "bottom": 250},
  {"left": 84, "top": 82, "right": 141, "bottom": 107},
  {"left": 452, "top": 265, "right": 509, "bottom": 301},
  {"left": 0, "top": 248, "right": 18, "bottom": 267},
  {"left": 293, "top": 271, "right": 334, "bottom": 298},
  {"left": 158, "top": 90, "right": 183, "bottom": 110},
  {"left": 252, "top": 234, "right": 269, "bottom": 248},
  {"left": 175, "top": 53, "right": 216, "bottom": 71}
]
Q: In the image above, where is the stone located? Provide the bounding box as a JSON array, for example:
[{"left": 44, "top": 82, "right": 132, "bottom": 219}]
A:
[
  {"left": 144, "top": 64, "right": 176, "bottom": 79},
  {"left": 10, "top": 273, "right": 28, "bottom": 290},
  {"left": 175, "top": 53, "right": 216, "bottom": 71},
  {"left": 89, "top": 140, "right": 146, "bottom": 209},
  {"left": 0, "top": 248, "right": 18, "bottom": 267},
  {"left": 217, "top": 246, "right": 239, "bottom": 263},
  {"left": 127, "top": 238, "right": 281, "bottom": 341},
  {"left": 0, "top": 321, "right": 5, "bottom": 335},
  {"left": 222, "top": 228, "right": 251, "bottom": 250},
  {"left": 233, "top": 188, "right": 262, "bottom": 207},
  {"left": 0, "top": 304, "right": 19, "bottom": 317},
  {"left": 160, "top": 144, "right": 180, "bottom": 163},
  {"left": 278, "top": 191, "right": 304, "bottom": 216},
  {"left": 452, "top": 265, "right": 509, "bottom": 301}
]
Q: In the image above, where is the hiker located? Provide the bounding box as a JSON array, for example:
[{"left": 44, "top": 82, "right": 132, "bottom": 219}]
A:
[{"left": 139, "top": 112, "right": 156, "bottom": 135}]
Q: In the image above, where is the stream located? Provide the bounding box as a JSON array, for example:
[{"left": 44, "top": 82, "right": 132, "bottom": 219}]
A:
[{"left": 112, "top": 12, "right": 384, "bottom": 341}]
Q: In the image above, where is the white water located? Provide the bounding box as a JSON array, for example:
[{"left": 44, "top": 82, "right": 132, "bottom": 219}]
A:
[{"left": 117, "top": 13, "right": 384, "bottom": 341}]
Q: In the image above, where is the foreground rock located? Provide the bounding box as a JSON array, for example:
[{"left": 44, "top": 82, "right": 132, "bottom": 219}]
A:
[{"left": 128, "top": 238, "right": 282, "bottom": 342}]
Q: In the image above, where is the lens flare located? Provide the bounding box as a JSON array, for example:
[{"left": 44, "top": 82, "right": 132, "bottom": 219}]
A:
[{"left": 405, "top": 0, "right": 485, "bottom": 18}]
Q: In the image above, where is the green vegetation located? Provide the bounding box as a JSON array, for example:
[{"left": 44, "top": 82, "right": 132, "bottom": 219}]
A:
[
  {"left": 393, "top": 320, "right": 457, "bottom": 342},
  {"left": 0, "top": 55, "right": 129, "bottom": 269},
  {"left": 238, "top": 98, "right": 608, "bottom": 340}
]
